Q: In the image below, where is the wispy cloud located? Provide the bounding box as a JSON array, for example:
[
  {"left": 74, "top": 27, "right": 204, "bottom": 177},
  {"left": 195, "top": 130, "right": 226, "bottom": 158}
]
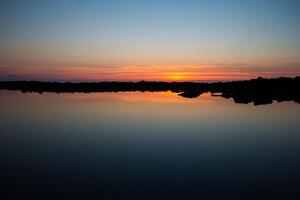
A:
[{"left": 1, "top": 64, "right": 300, "bottom": 82}]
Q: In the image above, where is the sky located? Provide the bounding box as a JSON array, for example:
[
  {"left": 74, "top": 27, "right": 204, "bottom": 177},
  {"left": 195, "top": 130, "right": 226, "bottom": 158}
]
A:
[{"left": 0, "top": 0, "right": 300, "bottom": 81}]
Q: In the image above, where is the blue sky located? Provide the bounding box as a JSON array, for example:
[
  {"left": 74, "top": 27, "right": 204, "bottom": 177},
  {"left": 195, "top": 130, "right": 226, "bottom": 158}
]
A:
[{"left": 1, "top": 0, "right": 300, "bottom": 80}]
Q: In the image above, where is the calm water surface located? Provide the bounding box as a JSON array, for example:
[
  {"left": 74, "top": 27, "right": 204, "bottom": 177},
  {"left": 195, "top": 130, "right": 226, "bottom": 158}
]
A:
[{"left": 1, "top": 91, "right": 300, "bottom": 199}]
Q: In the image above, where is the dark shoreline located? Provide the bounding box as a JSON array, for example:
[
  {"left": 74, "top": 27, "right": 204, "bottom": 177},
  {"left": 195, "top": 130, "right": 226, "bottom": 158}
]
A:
[{"left": 1, "top": 76, "right": 300, "bottom": 105}]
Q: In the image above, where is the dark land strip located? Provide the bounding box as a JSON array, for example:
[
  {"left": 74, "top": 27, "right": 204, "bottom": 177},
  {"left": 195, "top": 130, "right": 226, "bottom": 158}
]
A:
[{"left": 1, "top": 77, "right": 300, "bottom": 105}]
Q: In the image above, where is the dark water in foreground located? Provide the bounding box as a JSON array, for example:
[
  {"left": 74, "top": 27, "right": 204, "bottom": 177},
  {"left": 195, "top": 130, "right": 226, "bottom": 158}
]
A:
[{"left": 1, "top": 91, "right": 300, "bottom": 199}]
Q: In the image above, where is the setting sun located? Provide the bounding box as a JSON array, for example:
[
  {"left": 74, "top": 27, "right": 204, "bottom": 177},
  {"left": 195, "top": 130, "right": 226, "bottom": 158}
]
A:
[{"left": 166, "top": 73, "right": 190, "bottom": 81}]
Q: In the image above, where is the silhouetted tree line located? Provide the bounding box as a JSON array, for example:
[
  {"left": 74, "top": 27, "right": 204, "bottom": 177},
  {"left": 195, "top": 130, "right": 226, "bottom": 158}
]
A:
[{"left": 0, "top": 76, "right": 299, "bottom": 105}]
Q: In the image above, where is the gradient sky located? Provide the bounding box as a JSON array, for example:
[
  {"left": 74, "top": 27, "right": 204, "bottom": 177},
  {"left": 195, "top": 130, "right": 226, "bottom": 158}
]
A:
[{"left": 1, "top": 0, "right": 300, "bottom": 81}]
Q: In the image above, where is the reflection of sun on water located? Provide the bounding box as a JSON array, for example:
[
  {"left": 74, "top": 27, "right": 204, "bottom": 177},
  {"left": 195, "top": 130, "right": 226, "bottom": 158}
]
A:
[{"left": 55, "top": 91, "right": 230, "bottom": 105}]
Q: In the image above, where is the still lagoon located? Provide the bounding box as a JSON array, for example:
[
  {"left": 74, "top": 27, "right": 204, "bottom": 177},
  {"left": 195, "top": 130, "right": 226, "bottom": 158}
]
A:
[{"left": 1, "top": 90, "right": 300, "bottom": 199}]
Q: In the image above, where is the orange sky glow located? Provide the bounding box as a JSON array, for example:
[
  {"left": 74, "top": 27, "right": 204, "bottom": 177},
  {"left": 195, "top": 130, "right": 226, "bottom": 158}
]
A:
[{"left": 1, "top": 64, "right": 300, "bottom": 82}]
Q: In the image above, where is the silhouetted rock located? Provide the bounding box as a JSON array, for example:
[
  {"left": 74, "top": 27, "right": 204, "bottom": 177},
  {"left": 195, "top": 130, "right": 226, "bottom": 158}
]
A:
[
  {"left": 179, "top": 89, "right": 204, "bottom": 98},
  {"left": 0, "top": 76, "right": 299, "bottom": 106}
]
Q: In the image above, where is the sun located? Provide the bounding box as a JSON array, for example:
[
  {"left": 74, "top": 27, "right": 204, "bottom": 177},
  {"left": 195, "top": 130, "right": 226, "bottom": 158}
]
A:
[{"left": 167, "top": 73, "right": 189, "bottom": 81}]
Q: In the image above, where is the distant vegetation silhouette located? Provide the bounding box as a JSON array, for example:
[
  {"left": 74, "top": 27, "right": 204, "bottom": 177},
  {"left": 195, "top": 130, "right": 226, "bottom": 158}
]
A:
[{"left": 0, "top": 77, "right": 299, "bottom": 105}]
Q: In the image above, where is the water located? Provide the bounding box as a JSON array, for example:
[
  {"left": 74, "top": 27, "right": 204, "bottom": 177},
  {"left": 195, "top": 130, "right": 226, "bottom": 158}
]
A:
[{"left": 1, "top": 90, "right": 300, "bottom": 199}]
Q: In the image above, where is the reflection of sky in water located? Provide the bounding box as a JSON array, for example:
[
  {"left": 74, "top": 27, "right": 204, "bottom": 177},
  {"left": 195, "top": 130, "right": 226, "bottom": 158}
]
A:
[{"left": 1, "top": 91, "right": 300, "bottom": 198}]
